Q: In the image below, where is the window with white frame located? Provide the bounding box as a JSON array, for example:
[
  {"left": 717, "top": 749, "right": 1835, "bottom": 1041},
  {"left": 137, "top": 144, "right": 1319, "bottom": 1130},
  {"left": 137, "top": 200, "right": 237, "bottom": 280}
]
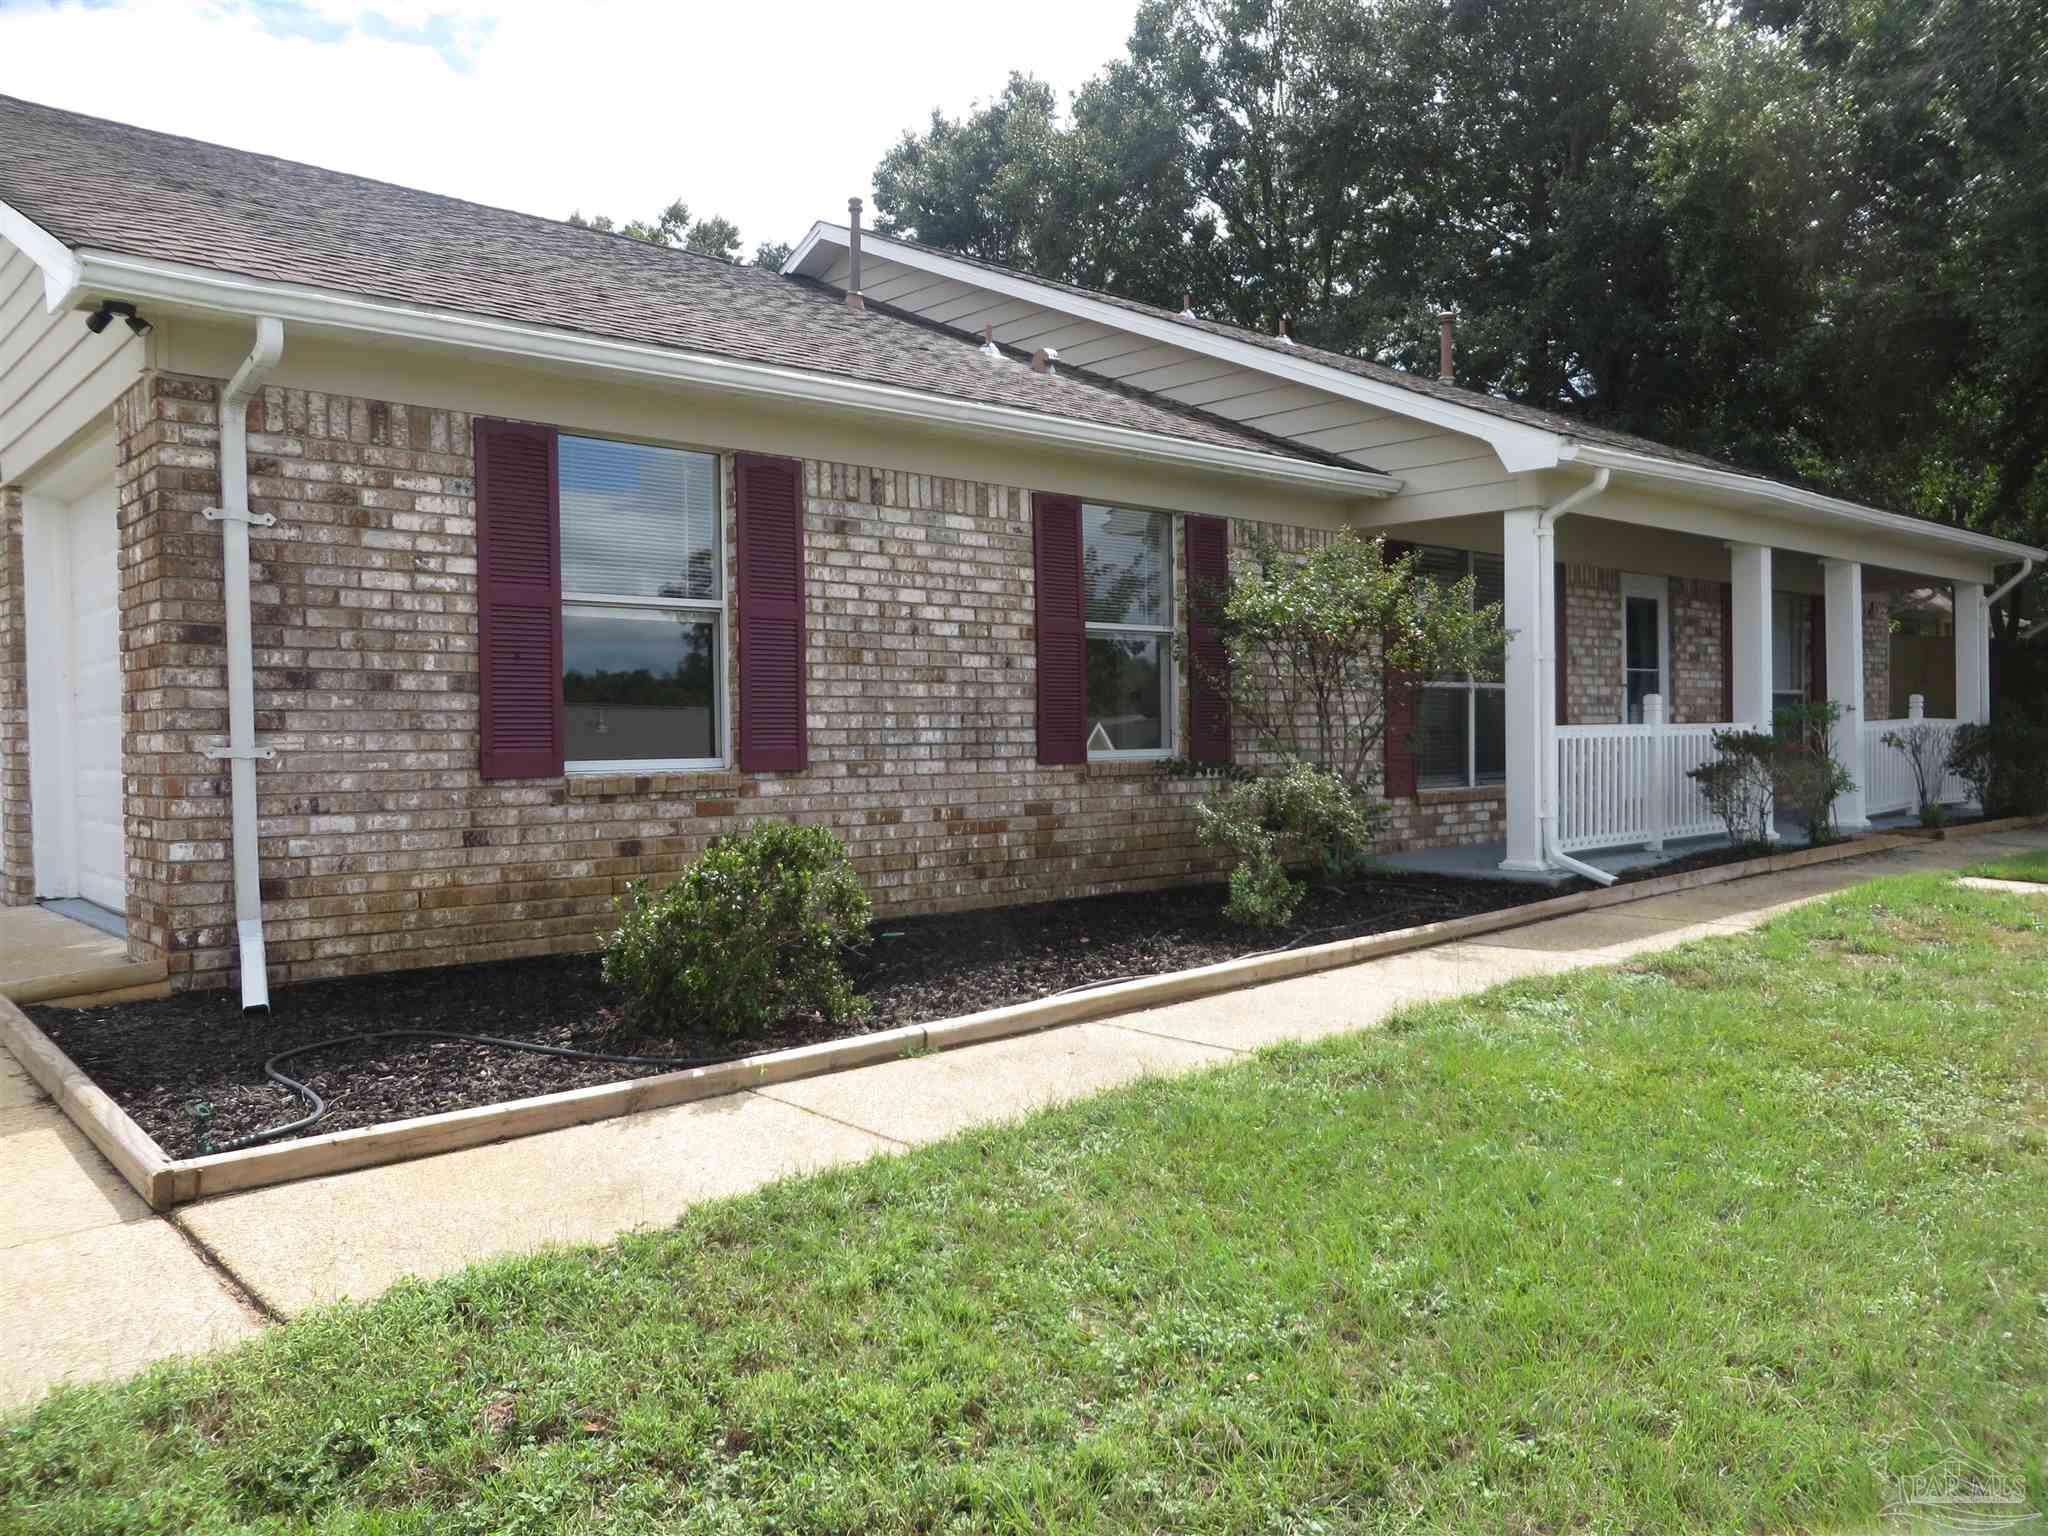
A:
[
  {"left": 1415, "top": 546, "right": 1506, "bottom": 789},
  {"left": 559, "top": 435, "right": 723, "bottom": 770},
  {"left": 1083, "top": 504, "right": 1173, "bottom": 755},
  {"left": 1620, "top": 573, "right": 1669, "bottom": 723},
  {"left": 1770, "top": 589, "right": 1812, "bottom": 715}
]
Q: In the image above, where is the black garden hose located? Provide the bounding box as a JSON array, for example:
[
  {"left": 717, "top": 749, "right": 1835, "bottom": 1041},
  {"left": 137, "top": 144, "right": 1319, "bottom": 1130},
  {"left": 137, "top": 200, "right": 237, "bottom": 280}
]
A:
[{"left": 207, "top": 1031, "right": 747, "bottom": 1154}]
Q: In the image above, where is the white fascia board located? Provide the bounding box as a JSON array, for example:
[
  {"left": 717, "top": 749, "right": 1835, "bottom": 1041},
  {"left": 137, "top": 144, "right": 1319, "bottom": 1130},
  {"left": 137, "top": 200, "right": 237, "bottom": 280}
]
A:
[
  {"left": 0, "top": 200, "right": 82, "bottom": 311},
  {"left": 787, "top": 224, "right": 1566, "bottom": 474},
  {"left": 1561, "top": 441, "right": 2045, "bottom": 567},
  {"left": 76, "top": 250, "right": 1397, "bottom": 500}
]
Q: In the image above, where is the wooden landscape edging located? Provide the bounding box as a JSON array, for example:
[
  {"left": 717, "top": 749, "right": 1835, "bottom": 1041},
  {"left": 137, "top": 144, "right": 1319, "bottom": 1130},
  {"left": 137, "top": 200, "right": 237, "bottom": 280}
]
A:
[{"left": 5, "top": 818, "right": 2039, "bottom": 1211}]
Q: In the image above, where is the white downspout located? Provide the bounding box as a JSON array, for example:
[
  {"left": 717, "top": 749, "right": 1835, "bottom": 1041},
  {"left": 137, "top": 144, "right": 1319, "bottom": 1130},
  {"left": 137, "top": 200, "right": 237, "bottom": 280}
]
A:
[
  {"left": 209, "top": 318, "right": 285, "bottom": 1011},
  {"left": 1535, "top": 468, "right": 1613, "bottom": 885},
  {"left": 1987, "top": 557, "right": 2034, "bottom": 608}
]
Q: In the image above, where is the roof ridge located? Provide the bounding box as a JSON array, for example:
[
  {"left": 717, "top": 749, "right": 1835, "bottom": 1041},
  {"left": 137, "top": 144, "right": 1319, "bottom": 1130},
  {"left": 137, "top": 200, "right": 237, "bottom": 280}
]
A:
[{"left": 0, "top": 91, "right": 781, "bottom": 278}]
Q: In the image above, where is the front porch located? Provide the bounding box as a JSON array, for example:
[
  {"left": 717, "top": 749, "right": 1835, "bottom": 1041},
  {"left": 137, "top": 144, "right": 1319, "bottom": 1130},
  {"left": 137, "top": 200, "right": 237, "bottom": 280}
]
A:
[{"left": 1371, "top": 479, "right": 2012, "bottom": 882}]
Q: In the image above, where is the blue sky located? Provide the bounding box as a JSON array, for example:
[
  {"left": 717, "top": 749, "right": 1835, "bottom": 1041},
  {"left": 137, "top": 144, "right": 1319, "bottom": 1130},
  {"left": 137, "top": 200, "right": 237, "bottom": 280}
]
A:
[{"left": 0, "top": 0, "right": 1141, "bottom": 257}]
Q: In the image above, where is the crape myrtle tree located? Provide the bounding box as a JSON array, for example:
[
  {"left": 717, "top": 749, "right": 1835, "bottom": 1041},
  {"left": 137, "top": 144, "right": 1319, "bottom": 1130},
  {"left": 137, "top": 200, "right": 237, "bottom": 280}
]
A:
[{"left": 1187, "top": 531, "right": 1508, "bottom": 925}]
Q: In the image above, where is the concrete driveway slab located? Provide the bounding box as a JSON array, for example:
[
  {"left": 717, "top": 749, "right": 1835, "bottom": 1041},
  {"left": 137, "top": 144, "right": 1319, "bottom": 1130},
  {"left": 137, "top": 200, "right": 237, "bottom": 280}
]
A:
[
  {"left": 0, "top": 1219, "right": 262, "bottom": 1409},
  {"left": 757, "top": 1022, "right": 1227, "bottom": 1146},
  {"left": 0, "top": 1051, "right": 42, "bottom": 1111},
  {"left": 181, "top": 1089, "right": 895, "bottom": 1317}
]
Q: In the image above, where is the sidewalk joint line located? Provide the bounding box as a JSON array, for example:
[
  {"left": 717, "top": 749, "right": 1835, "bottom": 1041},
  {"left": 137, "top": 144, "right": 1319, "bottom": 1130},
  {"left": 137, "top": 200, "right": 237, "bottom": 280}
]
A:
[
  {"left": 164, "top": 1211, "right": 284, "bottom": 1328},
  {"left": 743, "top": 1087, "right": 915, "bottom": 1149}
]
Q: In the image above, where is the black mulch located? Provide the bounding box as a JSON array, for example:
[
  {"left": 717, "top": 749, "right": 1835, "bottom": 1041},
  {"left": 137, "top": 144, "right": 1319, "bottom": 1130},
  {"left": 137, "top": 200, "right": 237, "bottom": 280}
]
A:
[{"left": 33, "top": 848, "right": 1773, "bottom": 1157}]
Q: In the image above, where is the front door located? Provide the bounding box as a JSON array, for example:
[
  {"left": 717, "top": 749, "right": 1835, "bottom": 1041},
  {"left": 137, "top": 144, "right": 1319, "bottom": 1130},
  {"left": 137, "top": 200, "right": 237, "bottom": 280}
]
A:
[{"left": 27, "top": 480, "right": 125, "bottom": 913}]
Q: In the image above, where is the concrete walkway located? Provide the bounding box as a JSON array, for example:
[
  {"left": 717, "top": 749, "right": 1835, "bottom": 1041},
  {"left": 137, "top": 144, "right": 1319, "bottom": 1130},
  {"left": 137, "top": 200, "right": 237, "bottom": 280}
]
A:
[{"left": 4, "top": 828, "right": 2043, "bottom": 1408}]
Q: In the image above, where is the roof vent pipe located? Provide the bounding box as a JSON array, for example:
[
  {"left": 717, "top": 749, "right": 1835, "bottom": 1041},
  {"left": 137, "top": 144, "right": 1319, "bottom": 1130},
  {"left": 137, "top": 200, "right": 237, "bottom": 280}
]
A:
[
  {"left": 1277, "top": 312, "right": 1295, "bottom": 346},
  {"left": 209, "top": 317, "right": 286, "bottom": 1011},
  {"left": 845, "top": 197, "right": 865, "bottom": 311},
  {"left": 980, "top": 323, "right": 1000, "bottom": 358},
  {"left": 1031, "top": 347, "right": 1059, "bottom": 375},
  {"left": 1179, "top": 290, "right": 1196, "bottom": 319},
  {"left": 1438, "top": 310, "right": 1456, "bottom": 384}
]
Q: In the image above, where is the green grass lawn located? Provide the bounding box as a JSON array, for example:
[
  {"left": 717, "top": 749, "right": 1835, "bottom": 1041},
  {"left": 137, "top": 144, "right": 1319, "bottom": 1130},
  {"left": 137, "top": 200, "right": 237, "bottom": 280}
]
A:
[
  {"left": 1964, "top": 847, "right": 2048, "bottom": 884},
  {"left": 5, "top": 874, "right": 2045, "bottom": 1535}
]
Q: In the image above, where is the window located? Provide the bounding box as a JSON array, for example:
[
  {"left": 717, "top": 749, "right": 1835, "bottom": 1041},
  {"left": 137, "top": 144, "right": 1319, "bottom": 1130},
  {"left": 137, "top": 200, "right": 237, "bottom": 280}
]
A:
[
  {"left": 1620, "top": 574, "right": 1669, "bottom": 723},
  {"left": 1771, "top": 590, "right": 1812, "bottom": 715},
  {"left": 1415, "top": 546, "right": 1506, "bottom": 789},
  {"left": 559, "top": 435, "right": 723, "bottom": 770},
  {"left": 1083, "top": 504, "right": 1173, "bottom": 755}
]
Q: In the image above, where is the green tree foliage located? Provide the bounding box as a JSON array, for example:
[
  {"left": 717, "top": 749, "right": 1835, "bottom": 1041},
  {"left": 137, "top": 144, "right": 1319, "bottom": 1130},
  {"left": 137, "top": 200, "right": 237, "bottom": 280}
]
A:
[
  {"left": 874, "top": 0, "right": 2048, "bottom": 631},
  {"left": 566, "top": 199, "right": 757, "bottom": 264}
]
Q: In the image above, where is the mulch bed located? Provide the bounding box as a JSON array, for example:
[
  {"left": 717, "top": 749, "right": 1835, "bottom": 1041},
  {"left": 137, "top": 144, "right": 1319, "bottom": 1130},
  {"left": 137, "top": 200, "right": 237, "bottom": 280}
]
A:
[{"left": 32, "top": 845, "right": 1780, "bottom": 1157}]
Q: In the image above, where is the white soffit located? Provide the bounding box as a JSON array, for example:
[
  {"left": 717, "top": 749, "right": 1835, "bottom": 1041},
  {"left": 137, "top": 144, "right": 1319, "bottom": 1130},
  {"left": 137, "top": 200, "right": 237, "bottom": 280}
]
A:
[{"left": 785, "top": 222, "right": 1566, "bottom": 474}]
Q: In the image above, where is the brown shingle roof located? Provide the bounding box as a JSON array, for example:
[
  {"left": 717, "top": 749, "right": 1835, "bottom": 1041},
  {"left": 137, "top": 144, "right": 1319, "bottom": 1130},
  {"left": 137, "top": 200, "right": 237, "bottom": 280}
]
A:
[{"left": 0, "top": 94, "right": 1355, "bottom": 471}]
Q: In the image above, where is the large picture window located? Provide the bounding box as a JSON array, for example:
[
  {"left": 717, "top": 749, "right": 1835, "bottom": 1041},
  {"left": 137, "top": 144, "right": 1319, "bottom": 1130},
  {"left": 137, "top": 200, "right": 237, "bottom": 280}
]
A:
[
  {"left": 1083, "top": 504, "right": 1173, "bottom": 755},
  {"left": 559, "top": 435, "right": 723, "bottom": 769},
  {"left": 1415, "top": 546, "right": 1506, "bottom": 790}
]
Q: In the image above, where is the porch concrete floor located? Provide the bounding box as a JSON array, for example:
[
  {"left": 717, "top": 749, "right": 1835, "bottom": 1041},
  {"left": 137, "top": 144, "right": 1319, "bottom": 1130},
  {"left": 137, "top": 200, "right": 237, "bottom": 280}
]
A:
[
  {"left": 1375, "top": 831, "right": 1737, "bottom": 884},
  {"left": 2, "top": 824, "right": 2044, "bottom": 1409},
  {"left": 0, "top": 905, "right": 166, "bottom": 1007}
]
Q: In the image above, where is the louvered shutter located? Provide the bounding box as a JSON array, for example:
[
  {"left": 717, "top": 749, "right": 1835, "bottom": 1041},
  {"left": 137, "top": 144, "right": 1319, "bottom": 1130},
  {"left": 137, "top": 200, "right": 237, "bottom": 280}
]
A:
[
  {"left": 1184, "top": 514, "right": 1232, "bottom": 763},
  {"left": 736, "top": 453, "right": 807, "bottom": 772},
  {"left": 1033, "top": 492, "right": 1086, "bottom": 765},
  {"left": 1382, "top": 539, "right": 1419, "bottom": 797},
  {"left": 476, "top": 418, "right": 562, "bottom": 780}
]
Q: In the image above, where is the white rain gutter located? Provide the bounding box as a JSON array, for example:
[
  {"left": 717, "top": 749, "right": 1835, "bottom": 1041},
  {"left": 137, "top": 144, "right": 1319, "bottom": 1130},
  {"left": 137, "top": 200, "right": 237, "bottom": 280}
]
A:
[
  {"left": 1535, "top": 468, "right": 1615, "bottom": 886},
  {"left": 210, "top": 317, "right": 285, "bottom": 1011},
  {"left": 69, "top": 250, "right": 1400, "bottom": 501},
  {"left": 1988, "top": 557, "right": 2035, "bottom": 607}
]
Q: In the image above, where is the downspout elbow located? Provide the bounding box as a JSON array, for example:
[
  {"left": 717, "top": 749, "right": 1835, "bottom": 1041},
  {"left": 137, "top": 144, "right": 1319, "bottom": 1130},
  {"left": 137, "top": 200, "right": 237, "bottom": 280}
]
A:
[{"left": 1987, "top": 556, "right": 2034, "bottom": 608}]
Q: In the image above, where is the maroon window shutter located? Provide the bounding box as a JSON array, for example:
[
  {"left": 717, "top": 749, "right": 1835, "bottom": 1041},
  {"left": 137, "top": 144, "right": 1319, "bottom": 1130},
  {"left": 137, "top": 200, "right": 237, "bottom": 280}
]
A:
[
  {"left": 1808, "top": 593, "right": 1826, "bottom": 705},
  {"left": 1033, "top": 492, "right": 1086, "bottom": 765},
  {"left": 1719, "top": 582, "right": 1735, "bottom": 721},
  {"left": 476, "top": 418, "right": 562, "bottom": 780},
  {"left": 1382, "top": 539, "right": 1419, "bottom": 797},
  {"left": 1184, "top": 514, "right": 1232, "bottom": 763},
  {"left": 736, "top": 453, "right": 807, "bottom": 772}
]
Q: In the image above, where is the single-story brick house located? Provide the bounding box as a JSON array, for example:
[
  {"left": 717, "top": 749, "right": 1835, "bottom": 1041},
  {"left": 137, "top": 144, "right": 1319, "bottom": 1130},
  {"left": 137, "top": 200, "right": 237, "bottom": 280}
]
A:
[{"left": 0, "top": 95, "right": 2038, "bottom": 1005}]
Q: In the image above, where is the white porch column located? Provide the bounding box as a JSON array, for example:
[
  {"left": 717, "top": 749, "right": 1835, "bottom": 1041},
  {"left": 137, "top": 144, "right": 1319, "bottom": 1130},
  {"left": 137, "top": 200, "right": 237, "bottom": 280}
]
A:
[
  {"left": 1823, "top": 557, "right": 1869, "bottom": 830},
  {"left": 1727, "top": 542, "right": 1773, "bottom": 727},
  {"left": 1500, "top": 507, "right": 1547, "bottom": 873},
  {"left": 1954, "top": 581, "right": 1991, "bottom": 725}
]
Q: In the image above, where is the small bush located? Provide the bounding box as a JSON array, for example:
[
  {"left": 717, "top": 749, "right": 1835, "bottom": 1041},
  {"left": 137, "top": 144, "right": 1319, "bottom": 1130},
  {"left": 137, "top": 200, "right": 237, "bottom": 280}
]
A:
[
  {"left": 1193, "top": 762, "right": 1383, "bottom": 927},
  {"left": 1688, "top": 728, "right": 1778, "bottom": 848},
  {"left": 1880, "top": 720, "right": 1955, "bottom": 820},
  {"left": 1949, "top": 718, "right": 2048, "bottom": 816},
  {"left": 602, "top": 821, "right": 872, "bottom": 1039},
  {"left": 1772, "top": 700, "right": 1857, "bottom": 842}
]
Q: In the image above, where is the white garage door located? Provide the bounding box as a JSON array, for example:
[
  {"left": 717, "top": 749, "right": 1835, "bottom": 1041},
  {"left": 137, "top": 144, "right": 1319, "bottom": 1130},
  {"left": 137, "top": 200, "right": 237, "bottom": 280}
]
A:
[{"left": 67, "top": 485, "right": 124, "bottom": 913}]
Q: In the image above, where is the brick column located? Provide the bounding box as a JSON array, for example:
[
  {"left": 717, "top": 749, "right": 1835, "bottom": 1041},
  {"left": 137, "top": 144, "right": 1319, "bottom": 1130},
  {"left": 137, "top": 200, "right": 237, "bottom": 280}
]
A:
[
  {"left": 117, "top": 372, "right": 231, "bottom": 979},
  {"left": 0, "top": 486, "right": 32, "bottom": 903}
]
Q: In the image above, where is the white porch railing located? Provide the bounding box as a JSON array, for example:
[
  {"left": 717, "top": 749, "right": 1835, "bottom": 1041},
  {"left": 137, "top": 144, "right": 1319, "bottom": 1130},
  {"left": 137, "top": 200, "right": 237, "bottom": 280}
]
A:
[
  {"left": 1861, "top": 697, "right": 1970, "bottom": 815},
  {"left": 1556, "top": 697, "right": 1733, "bottom": 853}
]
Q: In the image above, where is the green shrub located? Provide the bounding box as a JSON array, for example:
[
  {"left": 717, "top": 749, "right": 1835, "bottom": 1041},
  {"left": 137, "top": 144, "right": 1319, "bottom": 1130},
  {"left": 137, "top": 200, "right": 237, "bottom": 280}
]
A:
[
  {"left": 1192, "top": 762, "right": 1383, "bottom": 927},
  {"left": 1772, "top": 700, "right": 1857, "bottom": 843},
  {"left": 602, "top": 821, "right": 872, "bottom": 1039},
  {"left": 1880, "top": 720, "right": 1956, "bottom": 820},
  {"left": 1688, "top": 727, "right": 1778, "bottom": 848},
  {"left": 1949, "top": 718, "right": 2048, "bottom": 816}
]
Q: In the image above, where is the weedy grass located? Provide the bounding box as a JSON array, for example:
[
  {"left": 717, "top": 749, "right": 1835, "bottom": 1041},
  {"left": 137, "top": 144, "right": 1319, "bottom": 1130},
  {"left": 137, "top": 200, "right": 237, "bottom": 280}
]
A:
[
  {"left": 1962, "top": 847, "right": 2048, "bottom": 884},
  {"left": 3, "top": 873, "right": 2044, "bottom": 1534}
]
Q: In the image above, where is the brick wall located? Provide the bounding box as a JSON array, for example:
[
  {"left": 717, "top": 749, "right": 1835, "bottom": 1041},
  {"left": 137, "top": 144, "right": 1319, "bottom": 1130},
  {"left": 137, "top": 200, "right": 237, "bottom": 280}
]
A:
[
  {"left": 109, "top": 370, "right": 1511, "bottom": 990},
  {"left": 0, "top": 487, "right": 29, "bottom": 904},
  {"left": 1668, "top": 577, "right": 1726, "bottom": 724},
  {"left": 1562, "top": 565, "right": 1622, "bottom": 724},
  {"left": 1863, "top": 595, "right": 1891, "bottom": 720}
]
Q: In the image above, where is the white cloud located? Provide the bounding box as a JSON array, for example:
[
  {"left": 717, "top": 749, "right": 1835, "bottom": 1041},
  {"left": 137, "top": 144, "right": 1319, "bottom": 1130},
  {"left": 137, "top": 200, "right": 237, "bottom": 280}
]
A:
[{"left": 0, "top": 0, "right": 1141, "bottom": 258}]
